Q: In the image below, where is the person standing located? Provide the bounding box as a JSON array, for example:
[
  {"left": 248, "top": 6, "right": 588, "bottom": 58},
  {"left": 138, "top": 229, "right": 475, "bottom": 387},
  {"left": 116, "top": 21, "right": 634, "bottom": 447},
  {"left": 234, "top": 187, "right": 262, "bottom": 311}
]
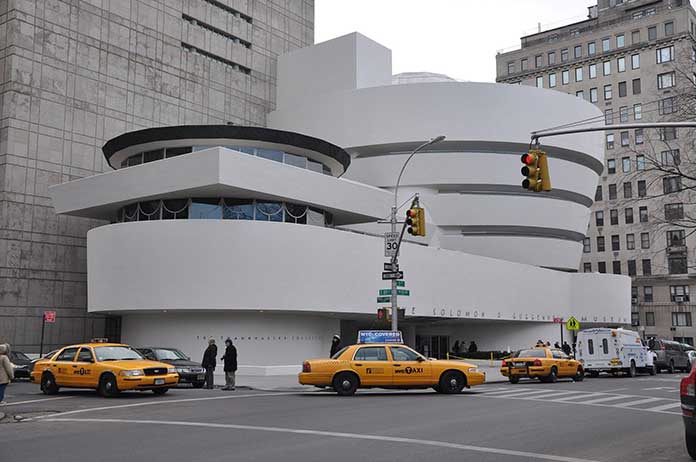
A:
[
  {"left": 468, "top": 341, "right": 478, "bottom": 353},
  {"left": 562, "top": 341, "right": 572, "bottom": 356},
  {"left": 554, "top": 342, "right": 561, "bottom": 349},
  {"left": 330, "top": 335, "right": 341, "bottom": 357},
  {"left": 0, "top": 344, "right": 14, "bottom": 405},
  {"left": 221, "top": 338, "right": 237, "bottom": 391},
  {"left": 453, "top": 340, "right": 460, "bottom": 355},
  {"left": 201, "top": 339, "right": 217, "bottom": 389}
]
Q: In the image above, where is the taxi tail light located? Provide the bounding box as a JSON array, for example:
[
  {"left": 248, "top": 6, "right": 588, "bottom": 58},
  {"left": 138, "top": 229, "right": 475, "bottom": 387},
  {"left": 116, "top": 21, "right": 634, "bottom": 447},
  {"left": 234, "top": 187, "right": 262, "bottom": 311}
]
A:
[
  {"left": 532, "top": 359, "right": 542, "bottom": 367},
  {"left": 302, "top": 361, "right": 311, "bottom": 373},
  {"left": 501, "top": 360, "right": 508, "bottom": 367}
]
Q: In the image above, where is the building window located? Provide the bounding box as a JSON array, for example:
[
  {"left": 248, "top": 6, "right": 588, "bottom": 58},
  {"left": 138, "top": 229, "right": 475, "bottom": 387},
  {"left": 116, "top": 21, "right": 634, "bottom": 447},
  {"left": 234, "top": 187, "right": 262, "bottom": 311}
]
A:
[
  {"left": 549, "top": 73, "right": 557, "bottom": 87},
  {"left": 536, "top": 76, "right": 543, "bottom": 88},
  {"left": 632, "top": 30, "right": 640, "bottom": 44},
  {"left": 584, "top": 262, "right": 592, "bottom": 272},
  {"left": 667, "top": 229, "right": 686, "bottom": 247},
  {"left": 631, "top": 312, "right": 640, "bottom": 327},
  {"left": 521, "top": 58, "right": 528, "bottom": 71},
  {"left": 535, "top": 54, "right": 543, "bottom": 68},
  {"left": 620, "top": 106, "right": 629, "bottom": 122},
  {"left": 648, "top": 26, "right": 657, "bottom": 41},
  {"left": 658, "top": 72, "right": 676, "bottom": 89},
  {"left": 671, "top": 285, "right": 690, "bottom": 302},
  {"left": 596, "top": 210, "right": 605, "bottom": 227},
  {"left": 595, "top": 185, "right": 603, "bottom": 201},
  {"left": 605, "top": 109, "right": 613, "bottom": 125},
  {"left": 622, "top": 157, "right": 631, "bottom": 173},
  {"left": 598, "top": 262, "right": 607, "bottom": 273},
  {"left": 628, "top": 260, "right": 637, "bottom": 276},
  {"left": 673, "top": 312, "right": 692, "bottom": 327},
  {"left": 661, "top": 149, "right": 680, "bottom": 167},
  {"left": 574, "top": 45, "right": 582, "bottom": 58},
  {"left": 562, "top": 70, "right": 570, "bottom": 85},
  {"left": 632, "top": 78, "right": 641, "bottom": 95},
  {"left": 669, "top": 254, "right": 688, "bottom": 274},
  {"left": 660, "top": 127, "right": 677, "bottom": 141},
  {"left": 617, "top": 56, "right": 626, "bottom": 72},
  {"left": 665, "top": 203, "right": 684, "bottom": 220},
  {"left": 633, "top": 103, "right": 642, "bottom": 120},
  {"left": 625, "top": 208, "right": 634, "bottom": 224},
  {"left": 643, "top": 261, "right": 652, "bottom": 277},
  {"left": 583, "top": 238, "right": 591, "bottom": 253},
  {"left": 665, "top": 21, "right": 674, "bottom": 36},
  {"left": 548, "top": 51, "right": 556, "bottom": 64},
  {"left": 627, "top": 233, "right": 635, "bottom": 249},
  {"left": 618, "top": 82, "right": 627, "bottom": 98},
  {"left": 613, "top": 261, "right": 622, "bottom": 274},
  {"left": 575, "top": 67, "right": 583, "bottom": 82},
  {"left": 597, "top": 236, "right": 606, "bottom": 251},
  {"left": 590, "top": 87, "right": 598, "bottom": 103},
  {"left": 606, "top": 134, "right": 615, "bottom": 149},
  {"left": 616, "top": 34, "right": 625, "bottom": 47},
  {"left": 561, "top": 48, "right": 569, "bottom": 62},
  {"left": 663, "top": 176, "right": 682, "bottom": 194},
  {"left": 638, "top": 179, "right": 647, "bottom": 197},
  {"left": 610, "top": 209, "right": 619, "bottom": 225},
  {"left": 659, "top": 96, "right": 677, "bottom": 114},
  {"left": 576, "top": 90, "right": 584, "bottom": 99},
  {"left": 646, "top": 311, "right": 655, "bottom": 324},
  {"left": 607, "top": 159, "right": 616, "bottom": 174},
  {"left": 635, "top": 130, "right": 644, "bottom": 145},
  {"left": 657, "top": 45, "right": 675, "bottom": 64},
  {"left": 602, "top": 37, "right": 611, "bottom": 52},
  {"left": 624, "top": 182, "right": 633, "bottom": 199},
  {"left": 609, "top": 184, "right": 617, "bottom": 200},
  {"left": 603, "top": 61, "right": 611, "bottom": 76},
  {"left": 641, "top": 232, "right": 650, "bottom": 249},
  {"left": 589, "top": 63, "right": 597, "bottom": 79},
  {"left": 631, "top": 53, "right": 640, "bottom": 69},
  {"left": 639, "top": 206, "right": 648, "bottom": 223},
  {"left": 611, "top": 234, "right": 620, "bottom": 251},
  {"left": 588, "top": 41, "right": 596, "bottom": 55}
]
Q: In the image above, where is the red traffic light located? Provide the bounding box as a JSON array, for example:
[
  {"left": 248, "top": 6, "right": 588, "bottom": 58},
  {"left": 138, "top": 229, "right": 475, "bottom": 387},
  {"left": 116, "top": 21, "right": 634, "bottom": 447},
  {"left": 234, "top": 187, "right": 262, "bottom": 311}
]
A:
[{"left": 521, "top": 153, "right": 532, "bottom": 165}]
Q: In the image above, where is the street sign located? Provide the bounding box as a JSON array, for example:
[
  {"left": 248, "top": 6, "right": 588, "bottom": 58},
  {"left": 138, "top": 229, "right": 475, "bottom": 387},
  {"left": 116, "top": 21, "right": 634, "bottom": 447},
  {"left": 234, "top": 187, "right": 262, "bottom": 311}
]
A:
[
  {"left": 379, "top": 289, "right": 392, "bottom": 296},
  {"left": 384, "top": 232, "right": 399, "bottom": 257},
  {"left": 396, "top": 281, "right": 405, "bottom": 287},
  {"left": 376, "top": 296, "right": 391, "bottom": 303},
  {"left": 553, "top": 317, "right": 564, "bottom": 324},
  {"left": 396, "top": 289, "right": 410, "bottom": 296},
  {"left": 566, "top": 316, "right": 580, "bottom": 331},
  {"left": 44, "top": 311, "right": 56, "bottom": 323},
  {"left": 384, "top": 262, "right": 399, "bottom": 271},
  {"left": 382, "top": 271, "right": 404, "bottom": 280}
]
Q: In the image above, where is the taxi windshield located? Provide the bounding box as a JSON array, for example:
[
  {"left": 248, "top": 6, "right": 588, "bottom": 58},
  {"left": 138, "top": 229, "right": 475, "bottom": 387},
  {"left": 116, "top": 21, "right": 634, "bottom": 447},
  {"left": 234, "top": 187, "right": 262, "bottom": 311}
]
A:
[
  {"left": 94, "top": 346, "right": 143, "bottom": 362},
  {"left": 514, "top": 349, "right": 547, "bottom": 358},
  {"left": 154, "top": 348, "right": 189, "bottom": 360}
]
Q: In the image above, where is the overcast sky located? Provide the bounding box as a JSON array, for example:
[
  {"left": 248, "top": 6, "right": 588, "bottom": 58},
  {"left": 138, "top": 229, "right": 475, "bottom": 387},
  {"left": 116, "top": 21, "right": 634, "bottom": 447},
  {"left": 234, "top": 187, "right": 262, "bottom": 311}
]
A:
[{"left": 315, "top": 0, "right": 593, "bottom": 82}]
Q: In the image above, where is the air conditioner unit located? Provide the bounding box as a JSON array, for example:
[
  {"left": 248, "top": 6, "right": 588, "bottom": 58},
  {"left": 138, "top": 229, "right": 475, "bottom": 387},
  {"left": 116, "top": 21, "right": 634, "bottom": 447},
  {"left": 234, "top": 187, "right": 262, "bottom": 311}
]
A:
[
  {"left": 675, "top": 295, "right": 686, "bottom": 303},
  {"left": 632, "top": 297, "right": 639, "bottom": 304}
]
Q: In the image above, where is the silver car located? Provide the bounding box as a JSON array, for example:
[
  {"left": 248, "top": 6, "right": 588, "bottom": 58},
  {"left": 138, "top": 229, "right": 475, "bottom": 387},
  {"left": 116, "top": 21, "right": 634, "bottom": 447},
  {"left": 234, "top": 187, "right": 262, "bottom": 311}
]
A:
[{"left": 648, "top": 338, "right": 691, "bottom": 373}]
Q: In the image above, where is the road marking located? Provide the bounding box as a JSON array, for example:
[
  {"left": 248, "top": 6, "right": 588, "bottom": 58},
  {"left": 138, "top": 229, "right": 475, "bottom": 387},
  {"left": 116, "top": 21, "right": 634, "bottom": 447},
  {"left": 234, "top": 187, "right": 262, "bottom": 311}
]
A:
[
  {"left": 29, "top": 392, "right": 306, "bottom": 421},
  {"left": 576, "top": 395, "right": 631, "bottom": 405},
  {"left": 2, "top": 396, "right": 74, "bottom": 406},
  {"left": 551, "top": 393, "right": 606, "bottom": 402},
  {"left": 643, "top": 401, "right": 682, "bottom": 412},
  {"left": 613, "top": 397, "right": 663, "bottom": 408},
  {"left": 516, "top": 391, "right": 589, "bottom": 400},
  {"left": 643, "top": 387, "right": 678, "bottom": 391},
  {"left": 44, "top": 417, "right": 602, "bottom": 462},
  {"left": 487, "top": 389, "right": 564, "bottom": 399}
]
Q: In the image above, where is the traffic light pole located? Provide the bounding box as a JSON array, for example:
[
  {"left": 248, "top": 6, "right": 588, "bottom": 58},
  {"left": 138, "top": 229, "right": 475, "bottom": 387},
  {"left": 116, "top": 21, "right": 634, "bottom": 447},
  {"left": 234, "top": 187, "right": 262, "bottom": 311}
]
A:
[{"left": 531, "top": 121, "right": 696, "bottom": 144}]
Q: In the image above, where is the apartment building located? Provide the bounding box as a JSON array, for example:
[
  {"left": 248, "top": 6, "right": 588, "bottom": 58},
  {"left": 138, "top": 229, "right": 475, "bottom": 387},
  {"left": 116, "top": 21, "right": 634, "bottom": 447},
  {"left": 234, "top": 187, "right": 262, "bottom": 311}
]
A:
[
  {"left": 0, "top": 0, "right": 314, "bottom": 351},
  {"left": 496, "top": 0, "right": 696, "bottom": 343}
]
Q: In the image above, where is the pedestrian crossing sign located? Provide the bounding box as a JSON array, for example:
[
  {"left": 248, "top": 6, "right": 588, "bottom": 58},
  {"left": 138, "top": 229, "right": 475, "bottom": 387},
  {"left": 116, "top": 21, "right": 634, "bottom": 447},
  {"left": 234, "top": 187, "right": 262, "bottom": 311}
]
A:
[{"left": 566, "top": 316, "right": 580, "bottom": 331}]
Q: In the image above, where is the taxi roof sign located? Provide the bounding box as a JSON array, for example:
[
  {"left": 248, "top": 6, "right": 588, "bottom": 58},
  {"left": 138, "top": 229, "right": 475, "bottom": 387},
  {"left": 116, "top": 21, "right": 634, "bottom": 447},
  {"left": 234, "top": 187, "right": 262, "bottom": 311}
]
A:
[{"left": 357, "top": 330, "right": 403, "bottom": 344}]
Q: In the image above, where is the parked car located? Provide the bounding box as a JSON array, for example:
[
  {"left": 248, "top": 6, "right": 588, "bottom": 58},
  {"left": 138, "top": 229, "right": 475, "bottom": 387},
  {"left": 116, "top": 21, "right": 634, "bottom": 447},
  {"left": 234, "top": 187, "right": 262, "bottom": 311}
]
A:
[
  {"left": 137, "top": 347, "right": 206, "bottom": 388},
  {"left": 649, "top": 338, "right": 691, "bottom": 373},
  {"left": 681, "top": 367, "right": 696, "bottom": 458},
  {"left": 576, "top": 328, "right": 655, "bottom": 377},
  {"left": 9, "top": 350, "right": 32, "bottom": 380},
  {"left": 688, "top": 350, "right": 696, "bottom": 370}
]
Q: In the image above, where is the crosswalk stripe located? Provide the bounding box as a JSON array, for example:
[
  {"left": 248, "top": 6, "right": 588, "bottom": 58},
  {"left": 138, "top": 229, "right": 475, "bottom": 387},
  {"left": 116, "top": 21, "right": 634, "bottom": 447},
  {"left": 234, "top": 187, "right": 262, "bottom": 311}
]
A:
[
  {"left": 517, "top": 391, "right": 589, "bottom": 400},
  {"left": 482, "top": 388, "right": 541, "bottom": 397},
  {"left": 551, "top": 393, "right": 607, "bottom": 402},
  {"left": 574, "top": 395, "right": 631, "bottom": 405},
  {"left": 643, "top": 401, "right": 682, "bottom": 412},
  {"left": 487, "top": 389, "right": 567, "bottom": 399},
  {"left": 613, "top": 397, "right": 664, "bottom": 408}
]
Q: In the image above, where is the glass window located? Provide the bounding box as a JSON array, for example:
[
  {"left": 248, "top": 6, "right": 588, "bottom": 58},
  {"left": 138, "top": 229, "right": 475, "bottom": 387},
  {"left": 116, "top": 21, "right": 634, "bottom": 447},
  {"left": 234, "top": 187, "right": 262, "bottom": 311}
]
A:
[
  {"left": 161, "top": 199, "right": 188, "bottom": 219},
  {"left": 631, "top": 78, "right": 641, "bottom": 95},
  {"left": 284, "top": 203, "right": 308, "bottom": 224},
  {"left": 595, "top": 185, "right": 603, "bottom": 201},
  {"left": 255, "top": 202, "right": 283, "bottom": 222},
  {"left": 575, "top": 67, "right": 583, "bottom": 82},
  {"left": 643, "top": 261, "right": 652, "bottom": 277},
  {"left": 562, "top": 70, "right": 569, "bottom": 85},
  {"left": 602, "top": 37, "right": 611, "bottom": 52},
  {"left": 641, "top": 232, "right": 650, "bottom": 249},
  {"left": 76, "top": 348, "right": 94, "bottom": 363},
  {"left": 612, "top": 234, "right": 620, "bottom": 250},
  {"left": 590, "top": 87, "right": 598, "bottom": 103},
  {"left": 603, "top": 61, "right": 611, "bottom": 76},
  {"left": 56, "top": 347, "right": 79, "bottom": 362},
  {"left": 665, "top": 21, "right": 674, "bottom": 36},
  {"left": 514, "top": 349, "right": 548, "bottom": 358},
  {"left": 596, "top": 211, "right": 604, "bottom": 227},
  {"left": 657, "top": 45, "right": 674, "bottom": 63},
  {"left": 658, "top": 72, "right": 676, "bottom": 89},
  {"left": 521, "top": 58, "right": 528, "bottom": 71},
  {"left": 660, "top": 96, "right": 677, "bottom": 114},
  {"left": 619, "top": 106, "right": 629, "bottom": 122},
  {"left": 588, "top": 339, "right": 595, "bottom": 355},
  {"left": 621, "top": 131, "right": 629, "bottom": 147},
  {"left": 610, "top": 209, "right": 619, "bottom": 225},
  {"left": 127, "top": 154, "right": 143, "bottom": 167},
  {"left": 390, "top": 346, "right": 422, "bottom": 362},
  {"left": 284, "top": 152, "right": 307, "bottom": 169},
  {"left": 605, "top": 109, "right": 613, "bottom": 125},
  {"left": 598, "top": 262, "right": 607, "bottom": 273},
  {"left": 256, "top": 148, "right": 284, "bottom": 163},
  {"left": 660, "top": 127, "right": 678, "bottom": 141},
  {"left": 561, "top": 48, "right": 569, "bottom": 62},
  {"left": 548, "top": 51, "right": 556, "bottom": 64},
  {"left": 549, "top": 73, "right": 557, "bottom": 87},
  {"left": 648, "top": 26, "right": 657, "bottom": 41},
  {"left": 623, "top": 182, "right": 632, "bottom": 198},
  {"left": 536, "top": 76, "right": 543, "bottom": 88},
  {"left": 535, "top": 54, "right": 542, "bottom": 67},
  {"left": 583, "top": 262, "right": 592, "bottom": 273},
  {"left": 633, "top": 103, "right": 642, "bottom": 120},
  {"left": 671, "top": 285, "right": 690, "bottom": 302},
  {"left": 667, "top": 230, "right": 686, "bottom": 247},
  {"left": 613, "top": 261, "right": 622, "bottom": 275},
  {"left": 669, "top": 255, "right": 688, "bottom": 274},
  {"left": 644, "top": 312, "right": 655, "bottom": 325},
  {"left": 354, "top": 346, "right": 388, "bottom": 361},
  {"left": 661, "top": 149, "right": 680, "bottom": 167},
  {"left": 307, "top": 207, "right": 326, "bottom": 227},
  {"left": 143, "top": 149, "right": 164, "bottom": 163},
  {"left": 597, "top": 236, "right": 606, "bottom": 251},
  {"left": 631, "top": 53, "right": 640, "bottom": 69},
  {"left": 625, "top": 208, "right": 634, "bottom": 224},
  {"left": 665, "top": 203, "right": 684, "bottom": 220},
  {"left": 166, "top": 146, "right": 192, "bottom": 158},
  {"left": 673, "top": 312, "right": 692, "bottom": 327},
  {"left": 606, "top": 134, "right": 615, "bottom": 149},
  {"left": 627, "top": 233, "right": 635, "bottom": 249},
  {"left": 588, "top": 42, "right": 596, "bottom": 55},
  {"left": 223, "top": 199, "right": 254, "bottom": 220},
  {"left": 589, "top": 63, "right": 597, "bottom": 79},
  {"left": 632, "top": 312, "right": 640, "bottom": 326},
  {"left": 632, "top": 30, "right": 640, "bottom": 44},
  {"left": 609, "top": 184, "right": 617, "bottom": 199},
  {"left": 618, "top": 82, "right": 627, "bottom": 98},
  {"left": 602, "top": 338, "right": 609, "bottom": 355},
  {"left": 604, "top": 84, "right": 612, "bottom": 100},
  {"left": 635, "top": 130, "right": 644, "bottom": 145},
  {"left": 190, "top": 199, "right": 222, "bottom": 219},
  {"left": 616, "top": 34, "right": 625, "bottom": 48},
  {"left": 138, "top": 200, "right": 161, "bottom": 221},
  {"left": 574, "top": 45, "right": 582, "bottom": 58},
  {"left": 638, "top": 179, "right": 647, "bottom": 197},
  {"left": 639, "top": 207, "right": 648, "bottom": 223},
  {"left": 622, "top": 157, "right": 631, "bottom": 173},
  {"left": 663, "top": 176, "right": 682, "bottom": 194},
  {"left": 617, "top": 56, "right": 626, "bottom": 72},
  {"left": 583, "top": 237, "right": 591, "bottom": 253}
]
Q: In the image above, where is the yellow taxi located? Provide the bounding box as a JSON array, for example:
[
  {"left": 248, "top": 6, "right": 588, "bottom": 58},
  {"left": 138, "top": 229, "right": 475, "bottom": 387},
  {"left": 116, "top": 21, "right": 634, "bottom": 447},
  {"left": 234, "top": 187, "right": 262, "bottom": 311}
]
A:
[
  {"left": 501, "top": 347, "right": 584, "bottom": 384},
  {"left": 30, "top": 343, "right": 179, "bottom": 397},
  {"left": 299, "top": 343, "right": 485, "bottom": 395}
]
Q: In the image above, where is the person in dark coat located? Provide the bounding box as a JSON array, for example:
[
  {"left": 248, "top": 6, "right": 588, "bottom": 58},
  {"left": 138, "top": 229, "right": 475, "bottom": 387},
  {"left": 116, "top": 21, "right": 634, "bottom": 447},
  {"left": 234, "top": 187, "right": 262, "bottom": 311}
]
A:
[
  {"left": 221, "top": 338, "right": 237, "bottom": 391},
  {"left": 330, "top": 335, "right": 341, "bottom": 357},
  {"left": 201, "top": 339, "right": 217, "bottom": 389},
  {"left": 562, "top": 341, "right": 572, "bottom": 356},
  {"left": 554, "top": 342, "right": 561, "bottom": 349},
  {"left": 468, "top": 341, "right": 478, "bottom": 353},
  {"left": 453, "top": 340, "right": 460, "bottom": 355}
]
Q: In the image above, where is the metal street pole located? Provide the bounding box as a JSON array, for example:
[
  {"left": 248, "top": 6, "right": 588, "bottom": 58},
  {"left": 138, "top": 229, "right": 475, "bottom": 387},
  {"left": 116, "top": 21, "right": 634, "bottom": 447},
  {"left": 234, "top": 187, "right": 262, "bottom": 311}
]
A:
[{"left": 390, "top": 136, "right": 446, "bottom": 332}]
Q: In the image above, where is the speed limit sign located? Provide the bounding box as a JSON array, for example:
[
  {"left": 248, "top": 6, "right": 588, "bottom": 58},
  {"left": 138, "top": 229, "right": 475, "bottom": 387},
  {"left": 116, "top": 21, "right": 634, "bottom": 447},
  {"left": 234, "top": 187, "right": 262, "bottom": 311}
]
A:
[{"left": 384, "top": 232, "right": 399, "bottom": 257}]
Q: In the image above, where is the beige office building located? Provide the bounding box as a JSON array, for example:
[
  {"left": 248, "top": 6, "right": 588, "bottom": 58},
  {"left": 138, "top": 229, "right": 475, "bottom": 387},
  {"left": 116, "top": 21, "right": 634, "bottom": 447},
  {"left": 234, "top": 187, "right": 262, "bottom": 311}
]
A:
[{"left": 496, "top": 0, "right": 696, "bottom": 343}]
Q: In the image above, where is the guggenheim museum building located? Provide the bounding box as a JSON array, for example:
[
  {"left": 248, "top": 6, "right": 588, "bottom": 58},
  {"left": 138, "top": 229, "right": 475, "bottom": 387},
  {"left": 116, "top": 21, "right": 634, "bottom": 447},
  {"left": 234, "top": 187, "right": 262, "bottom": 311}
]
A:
[{"left": 50, "top": 33, "right": 630, "bottom": 374}]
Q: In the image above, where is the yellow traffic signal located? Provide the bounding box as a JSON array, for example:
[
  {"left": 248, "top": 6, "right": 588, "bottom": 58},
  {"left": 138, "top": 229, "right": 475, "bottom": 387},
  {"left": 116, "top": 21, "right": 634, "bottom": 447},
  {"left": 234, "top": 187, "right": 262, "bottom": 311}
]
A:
[
  {"left": 406, "top": 207, "right": 426, "bottom": 236},
  {"left": 521, "top": 149, "right": 551, "bottom": 192}
]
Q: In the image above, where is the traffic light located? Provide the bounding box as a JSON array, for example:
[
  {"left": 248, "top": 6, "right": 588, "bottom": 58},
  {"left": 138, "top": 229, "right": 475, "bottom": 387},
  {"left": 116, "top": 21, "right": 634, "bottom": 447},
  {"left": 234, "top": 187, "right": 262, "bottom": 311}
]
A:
[
  {"left": 521, "top": 149, "right": 551, "bottom": 192},
  {"left": 377, "top": 308, "right": 391, "bottom": 322},
  {"left": 406, "top": 207, "right": 426, "bottom": 236}
]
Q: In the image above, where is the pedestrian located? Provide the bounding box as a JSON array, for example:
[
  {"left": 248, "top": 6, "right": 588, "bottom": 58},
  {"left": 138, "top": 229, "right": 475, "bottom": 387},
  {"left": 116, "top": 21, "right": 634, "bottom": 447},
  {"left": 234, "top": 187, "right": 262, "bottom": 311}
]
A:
[
  {"left": 453, "top": 340, "right": 460, "bottom": 354},
  {"left": 0, "top": 344, "right": 14, "bottom": 405},
  {"left": 554, "top": 342, "right": 560, "bottom": 349},
  {"left": 535, "top": 339, "right": 545, "bottom": 347},
  {"left": 201, "top": 338, "right": 217, "bottom": 389},
  {"left": 562, "top": 341, "right": 572, "bottom": 356},
  {"left": 330, "top": 334, "right": 341, "bottom": 357},
  {"left": 468, "top": 341, "right": 478, "bottom": 353},
  {"left": 221, "top": 338, "right": 237, "bottom": 391},
  {"left": 545, "top": 341, "right": 551, "bottom": 347}
]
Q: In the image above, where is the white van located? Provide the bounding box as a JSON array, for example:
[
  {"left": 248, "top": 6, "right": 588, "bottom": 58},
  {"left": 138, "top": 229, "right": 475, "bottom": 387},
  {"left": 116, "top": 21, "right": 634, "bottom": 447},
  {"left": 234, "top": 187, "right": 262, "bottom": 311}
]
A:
[{"left": 576, "top": 328, "right": 655, "bottom": 377}]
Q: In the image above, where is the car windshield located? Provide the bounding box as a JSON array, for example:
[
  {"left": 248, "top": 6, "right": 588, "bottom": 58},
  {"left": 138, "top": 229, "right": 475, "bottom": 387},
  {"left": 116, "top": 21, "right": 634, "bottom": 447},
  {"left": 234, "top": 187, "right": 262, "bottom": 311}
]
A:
[
  {"left": 513, "top": 349, "right": 547, "bottom": 358},
  {"left": 153, "top": 348, "right": 189, "bottom": 360},
  {"left": 331, "top": 346, "right": 349, "bottom": 359},
  {"left": 94, "top": 346, "right": 143, "bottom": 361},
  {"left": 13, "top": 351, "right": 30, "bottom": 361}
]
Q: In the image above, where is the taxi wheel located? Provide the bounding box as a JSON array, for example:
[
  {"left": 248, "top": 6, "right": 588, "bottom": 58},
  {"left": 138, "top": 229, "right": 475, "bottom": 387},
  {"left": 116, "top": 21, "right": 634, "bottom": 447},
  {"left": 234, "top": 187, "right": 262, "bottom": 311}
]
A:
[
  {"left": 546, "top": 367, "right": 558, "bottom": 383},
  {"left": 98, "top": 374, "right": 120, "bottom": 397},
  {"left": 508, "top": 376, "right": 520, "bottom": 384},
  {"left": 40, "top": 372, "right": 59, "bottom": 395},
  {"left": 572, "top": 368, "right": 584, "bottom": 382},
  {"left": 332, "top": 372, "right": 359, "bottom": 396},
  {"left": 438, "top": 371, "right": 466, "bottom": 394},
  {"left": 152, "top": 388, "right": 169, "bottom": 396}
]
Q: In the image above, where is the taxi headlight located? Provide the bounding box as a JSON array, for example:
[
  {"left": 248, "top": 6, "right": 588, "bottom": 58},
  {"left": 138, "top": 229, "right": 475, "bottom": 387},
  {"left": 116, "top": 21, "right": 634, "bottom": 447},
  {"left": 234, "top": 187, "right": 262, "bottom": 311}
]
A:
[
  {"left": 467, "top": 367, "right": 479, "bottom": 373},
  {"left": 119, "top": 369, "right": 144, "bottom": 377},
  {"left": 167, "top": 368, "right": 177, "bottom": 374},
  {"left": 176, "top": 367, "right": 190, "bottom": 373}
]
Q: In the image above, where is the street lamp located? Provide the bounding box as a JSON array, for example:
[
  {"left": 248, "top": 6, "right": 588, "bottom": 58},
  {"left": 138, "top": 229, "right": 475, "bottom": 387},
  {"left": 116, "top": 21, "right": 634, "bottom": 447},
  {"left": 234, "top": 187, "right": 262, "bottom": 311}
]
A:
[{"left": 389, "top": 135, "right": 446, "bottom": 331}]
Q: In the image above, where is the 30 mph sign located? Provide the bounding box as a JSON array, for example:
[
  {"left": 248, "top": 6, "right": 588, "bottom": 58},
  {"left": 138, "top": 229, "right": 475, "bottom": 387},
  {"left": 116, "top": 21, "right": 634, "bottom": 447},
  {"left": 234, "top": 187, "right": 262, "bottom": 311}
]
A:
[{"left": 384, "top": 232, "right": 399, "bottom": 257}]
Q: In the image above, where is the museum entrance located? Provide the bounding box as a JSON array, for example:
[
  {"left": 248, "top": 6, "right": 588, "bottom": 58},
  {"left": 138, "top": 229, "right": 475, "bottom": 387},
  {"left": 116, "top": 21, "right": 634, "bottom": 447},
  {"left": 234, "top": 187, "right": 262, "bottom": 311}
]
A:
[{"left": 415, "top": 335, "right": 449, "bottom": 359}]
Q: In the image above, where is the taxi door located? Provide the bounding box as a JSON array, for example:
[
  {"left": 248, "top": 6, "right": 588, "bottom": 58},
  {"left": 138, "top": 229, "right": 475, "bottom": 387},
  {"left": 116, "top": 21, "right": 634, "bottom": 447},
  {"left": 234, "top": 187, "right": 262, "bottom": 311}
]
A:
[
  {"left": 350, "top": 346, "right": 392, "bottom": 386},
  {"left": 72, "top": 347, "right": 97, "bottom": 387},
  {"left": 389, "top": 346, "right": 433, "bottom": 386},
  {"left": 52, "top": 347, "right": 79, "bottom": 386},
  {"left": 551, "top": 349, "right": 574, "bottom": 376}
]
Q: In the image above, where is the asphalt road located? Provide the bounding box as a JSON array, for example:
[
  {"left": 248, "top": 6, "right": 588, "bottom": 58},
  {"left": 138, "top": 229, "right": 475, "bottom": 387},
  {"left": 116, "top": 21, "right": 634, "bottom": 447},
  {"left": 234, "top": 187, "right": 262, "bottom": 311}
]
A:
[{"left": 0, "top": 372, "right": 691, "bottom": 462}]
